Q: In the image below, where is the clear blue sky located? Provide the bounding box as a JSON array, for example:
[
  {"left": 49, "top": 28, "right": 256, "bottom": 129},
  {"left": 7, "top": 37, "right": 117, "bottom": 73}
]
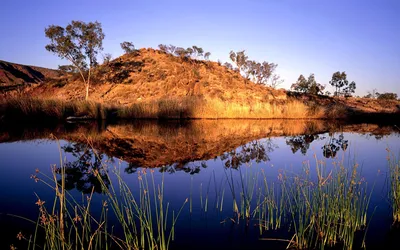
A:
[{"left": 1, "top": 0, "right": 399, "bottom": 96}]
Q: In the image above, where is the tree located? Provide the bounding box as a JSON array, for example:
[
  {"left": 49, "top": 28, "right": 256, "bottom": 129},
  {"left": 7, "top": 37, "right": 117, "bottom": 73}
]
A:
[
  {"left": 270, "top": 74, "right": 284, "bottom": 89},
  {"left": 229, "top": 50, "right": 248, "bottom": 76},
  {"left": 174, "top": 47, "right": 189, "bottom": 58},
  {"left": 364, "top": 88, "right": 379, "bottom": 99},
  {"left": 45, "top": 20, "right": 105, "bottom": 100},
  {"left": 158, "top": 44, "right": 168, "bottom": 53},
  {"left": 329, "top": 71, "right": 355, "bottom": 96},
  {"left": 377, "top": 92, "right": 398, "bottom": 100},
  {"left": 192, "top": 46, "right": 204, "bottom": 59},
  {"left": 244, "top": 60, "right": 257, "bottom": 80},
  {"left": 120, "top": 41, "right": 136, "bottom": 54},
  {"left": 307, "top": 74, "right": 325, "bottom": 95},
  {"left": 204, "top": 52, "right": 211, "bottom": 60},
  {"left": 253, "top": 61, "right": 278, "bottom": 86},
  {"left": 291, "top": 73, "right": 325, "bottom": 95},
  {"left": 343, "top": 81, "right": 356, "bottom": 97},
  {"left": 224, "top": 62, "right": 233, "bottom": 70},
  {"left": 291, "top": 74, "right": 308, "bottom": 92},
  {"left": 58, "top": 65, "right": 78, "bottom": 73},
  {"left": 102, "top": 53, "right": 112, "bottom": 64},
  {"left": 186, "top": 47, "right": 194, "bottom": 57},
  {"left": 168, "top": 45, "right": 177, "bottom": 54}
]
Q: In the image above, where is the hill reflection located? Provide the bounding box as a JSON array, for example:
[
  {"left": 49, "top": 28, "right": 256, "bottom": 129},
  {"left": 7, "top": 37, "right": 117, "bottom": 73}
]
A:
[{"left": 0, "top": 119, "right": 397, "bottom": 169}]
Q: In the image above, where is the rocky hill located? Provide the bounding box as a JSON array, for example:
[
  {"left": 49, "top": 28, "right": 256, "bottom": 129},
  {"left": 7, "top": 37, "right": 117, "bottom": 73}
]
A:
[
  {"left": 0, "top": 60, "right": 59, "bottom": 90},
  {"left": 1, "top": 49, "right": 399, "bottom": 119}
]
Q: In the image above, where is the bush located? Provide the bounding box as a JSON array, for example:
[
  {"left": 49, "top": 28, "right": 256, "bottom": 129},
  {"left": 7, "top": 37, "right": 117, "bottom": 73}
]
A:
[{"left": 378, "top": 92, "right": 398, "bottom": 100}]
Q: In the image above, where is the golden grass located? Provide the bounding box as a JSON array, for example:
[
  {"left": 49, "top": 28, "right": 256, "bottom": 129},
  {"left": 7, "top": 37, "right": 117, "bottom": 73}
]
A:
[
  {"left": 0, "top": 96, "right": 351, "bottom": 121},
  {"left": 0, "top": 97, "right": 116, "bottom": 121},
  {"left": 118, "top": 97, "right": 335, "bottom": 119}
]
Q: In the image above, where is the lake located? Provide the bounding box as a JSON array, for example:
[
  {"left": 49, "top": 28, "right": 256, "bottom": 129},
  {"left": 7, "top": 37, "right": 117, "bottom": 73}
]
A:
[{"left": 0, "top": 119, "right": 399, "bottom": 250}]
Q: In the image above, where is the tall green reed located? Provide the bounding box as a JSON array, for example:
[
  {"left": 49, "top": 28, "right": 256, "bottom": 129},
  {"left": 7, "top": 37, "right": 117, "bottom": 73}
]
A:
[{"left": 17, "top": 142, "right": 187, "bottom": 250}]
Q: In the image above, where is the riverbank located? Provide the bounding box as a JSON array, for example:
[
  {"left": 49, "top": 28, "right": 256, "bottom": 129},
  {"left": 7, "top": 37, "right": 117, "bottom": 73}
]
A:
[{"left": 1, "top": 96, "right": 399, "bottom": 122}]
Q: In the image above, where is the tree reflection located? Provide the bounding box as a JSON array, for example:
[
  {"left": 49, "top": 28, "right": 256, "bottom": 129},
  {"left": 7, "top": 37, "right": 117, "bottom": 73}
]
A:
[
  {"left": 221, "top": 139, "right": 276, "bottom": 169},
  {"left": 160, "top": 161, "right": 208, "bottom": 175},
  {"left": 127, "top": 161, "right": 208, "bottom": 175},
  {"left": 286, "top": 134, "right": 322, "bottom": 155},
  {"left": 322, "top": 133, "right": 348, "bottom": 158},
  {"left": 57, "top": 142, "right": 110, "bottom": 193}
]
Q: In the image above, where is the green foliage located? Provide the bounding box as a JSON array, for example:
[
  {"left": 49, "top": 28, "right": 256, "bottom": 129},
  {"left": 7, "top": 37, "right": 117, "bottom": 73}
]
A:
[
  {"left": 364, "top": 88, "right": 379, "bottom": 99},
  {"left": 174, "top": 47, "right": 189, "bottom": 58},
  {"left": 204, "top": 52, "right": 211, "bottom": 60},
  {"left": 157, "top": 44, "right": 210, "bottom": 61},
  {"left": 101, "top": 53, "right": 112, "bottom": 64},
  {"left": 329, "top": 71, "right": 356, "bottom": 96},
  {"left": 291, "top": 74, "right": 308, "bottom": 93},
  {"left": 253, "top": 61, "right": 278, "bottom": 86},
  {"left": 224, "top": 62, "right": 233, "bottom": 70},
  {"left": 58, "top": 65, "right": 78, "bottom": 73},
  {"left": 291, "top": 73, "right": 325, "bottom": 95},
  {"left": 120, "top": 41, "right": 136, "bottom": 54},
  {"left": 343, "top": 81, "right": 356, "bottom": 96},
  {"left": 228, "top": 51, "right": 280, "bottom": 87},
  {"left": 229, "top": 50, "right": 248, "bottom": 75},
  {"left": 45, "top": 20, "right": 105, "bottom": 100},
  {"left": 158, "top": 44, "right": 168, "bottom": 53},
  {"left": 377, "top": 92, "right": 398, "bottom": 100}
]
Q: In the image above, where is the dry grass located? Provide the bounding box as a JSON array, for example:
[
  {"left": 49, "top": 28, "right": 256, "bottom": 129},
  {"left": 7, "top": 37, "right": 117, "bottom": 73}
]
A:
[
  {"left": 0, "top": 96, "right": 352, "bottom": 121},
  {"left": 0, "top": 97, "right": 116, "bottom": 122},
  {"left": 119, "top": 97, "right": 336, "bottom": 119}
]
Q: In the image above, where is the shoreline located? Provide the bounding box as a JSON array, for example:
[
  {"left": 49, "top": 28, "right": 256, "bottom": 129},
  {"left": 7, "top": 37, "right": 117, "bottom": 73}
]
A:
[{"left": 0, "top": 96, "right": 399, "bottom": 123}]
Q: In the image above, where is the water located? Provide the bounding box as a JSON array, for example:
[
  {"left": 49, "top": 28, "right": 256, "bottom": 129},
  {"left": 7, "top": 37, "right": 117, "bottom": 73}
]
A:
[{"left": 0, "top": 120, "right": 399, "bottom": 249}]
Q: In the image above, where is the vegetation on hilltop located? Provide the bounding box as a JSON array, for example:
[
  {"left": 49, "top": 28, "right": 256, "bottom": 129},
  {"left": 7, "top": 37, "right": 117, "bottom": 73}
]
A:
[
  {"left": 0, "top": 20, "right": 399, "bottom": 120},
  {"left": 45, "top": 20, "right": 105, "bottom": 100}
]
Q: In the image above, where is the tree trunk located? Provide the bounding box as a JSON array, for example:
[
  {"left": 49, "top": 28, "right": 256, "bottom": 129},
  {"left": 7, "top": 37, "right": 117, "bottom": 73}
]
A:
[
  {"left": 85, "top": 83, "right": 89, "bottom": 101},
  {"left": 85, "top": 67, "right": 91, "bottom": 101}
]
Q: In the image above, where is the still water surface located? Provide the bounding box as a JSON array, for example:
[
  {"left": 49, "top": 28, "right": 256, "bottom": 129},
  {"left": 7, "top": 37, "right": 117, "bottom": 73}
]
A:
[{"left": 0, "top": 120, "right": 399, "bottom": 249}]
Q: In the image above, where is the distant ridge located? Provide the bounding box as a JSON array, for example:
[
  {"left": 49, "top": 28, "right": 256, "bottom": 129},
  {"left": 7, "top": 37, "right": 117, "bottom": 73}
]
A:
[{"left": 0, "top": 60, "right": 58, "bottom": 86}]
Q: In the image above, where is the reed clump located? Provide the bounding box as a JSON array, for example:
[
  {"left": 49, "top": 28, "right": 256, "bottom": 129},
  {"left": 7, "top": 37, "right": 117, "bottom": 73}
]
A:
[
  {"left": 215, "top": 152, "right": 372, "bottom": 250},
  {"left": 15, "top": 144, "right": 187, "bottom": 250},
  {"left": 0, "top": 97, "right": 116, "bottom": 122},
  {"left": 387, "top": 149, "right": 400, "bottom": 223}
]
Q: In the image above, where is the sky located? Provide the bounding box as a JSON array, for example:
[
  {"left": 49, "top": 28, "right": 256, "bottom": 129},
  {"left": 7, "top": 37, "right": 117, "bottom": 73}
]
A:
[{"left": 1, "top": 0, "right": 399, "bottom": 96}]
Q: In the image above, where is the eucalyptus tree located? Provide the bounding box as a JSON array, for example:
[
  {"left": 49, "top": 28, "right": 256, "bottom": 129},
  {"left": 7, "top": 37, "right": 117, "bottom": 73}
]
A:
[
  {"left": 329, "top": 71, "right": 356, "bottom": 96},
  {"left": 291, "top": 73, "right": 325, "bottom": 94},
  {"left": 291, "top": 74, "right": 308, "bottom": 93},
  {"left": 253, "top": 61, "right": 278, "bottom": 86},
  {"left": 224, "top": 62, "right": 233, "bottom": 70},
  {"left": 102, "top": 53, "right": 112, "bottom": 64},
  {"left": 120, "top": 41, "right": 136, "bottom": 54},
  {"left": 45, "top": 20, "right": 105, "bottom": 100},
  {"left": 158, "top": 44, "right": 168, "bottom": 53},
  {"left": 192, "top": 46, "right": 204, "bottom": 59},
  {"left": 229, "top": 50, "right": 248, "bottom": 76},
  {"left": 168, "top": 45, "right": 177, "bottom": 54},
  {"left": 204, "top": 52, "right": 211, "bottom": 60}
]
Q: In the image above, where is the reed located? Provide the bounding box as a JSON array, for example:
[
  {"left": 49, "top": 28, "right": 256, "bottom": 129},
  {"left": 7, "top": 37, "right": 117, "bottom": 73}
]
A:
[
  {"left": 0, "top": 96, "right": 350, "bottom": 121},
  {"left": 216, "top": 149, "right": 372, "bottom": 250},
  {"left": 0, "top": 97, "right": 116, "bottom": 122},
  {"left": 387, "top": 149, "right": 400, "bottom": 223},
  {"left": 280, "top": 156, "right": 372, "bottom": 250},
  {"left": 15, "top": 142, "right": 187, "bottom": 250}
]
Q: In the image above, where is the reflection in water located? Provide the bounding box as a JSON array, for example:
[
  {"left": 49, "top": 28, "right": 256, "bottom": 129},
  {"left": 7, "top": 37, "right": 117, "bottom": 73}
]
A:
[
  {"left": 59, "top": 142, "right": 110, "bottom": 193},
  {"left": 322, "top": 133, "right": 349, "bottom": 158},
  {"left": 286, "top": 134, "right": 324, "bottom": 155},
  {"left": 221, "top": 139, "right": 276, "bottom": 169},
  {"left": 0, "top": 119, "right": 397, "bottom": 170},
  {"left": 1, "top": 120, "right": 400, "bottom": 250}
]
